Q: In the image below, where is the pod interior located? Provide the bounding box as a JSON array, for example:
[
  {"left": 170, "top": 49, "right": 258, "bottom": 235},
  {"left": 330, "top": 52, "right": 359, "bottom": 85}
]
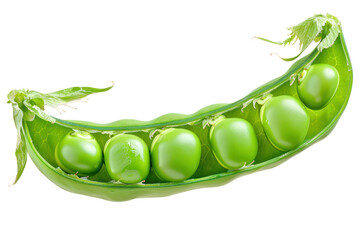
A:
[{"left": 25, "top": 36, "right": 351, "bottom": 186}]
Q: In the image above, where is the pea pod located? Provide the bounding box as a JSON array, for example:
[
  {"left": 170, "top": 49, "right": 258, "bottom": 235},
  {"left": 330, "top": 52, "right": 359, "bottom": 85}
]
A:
[{"left": 8, "top": 14, "right": 352, "bottom": 201}]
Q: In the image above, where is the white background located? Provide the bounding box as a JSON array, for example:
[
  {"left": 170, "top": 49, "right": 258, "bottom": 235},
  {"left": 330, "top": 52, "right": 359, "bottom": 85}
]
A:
[{"left": 1, "top": 1, "right": 359, "bottom": 239}]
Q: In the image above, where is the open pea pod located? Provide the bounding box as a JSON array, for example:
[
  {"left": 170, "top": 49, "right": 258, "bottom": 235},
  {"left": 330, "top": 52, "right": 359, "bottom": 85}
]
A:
[{"left": 8, "top": 14, "right": 352, "bottom": 201}]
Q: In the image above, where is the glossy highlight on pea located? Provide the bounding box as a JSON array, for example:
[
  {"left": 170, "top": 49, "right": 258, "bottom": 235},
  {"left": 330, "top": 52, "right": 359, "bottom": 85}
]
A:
[
  {"left": 209, "top": 118, "right": 258, "bottom": 169},
  {"left": 260, "top": 95, "right": 310, "bottom": 152},
  {"left": 55, "top": 131, "right": 103, "bottom": 176},
  {"left": 297, "top": 64, "right": 340, "bottom": 110},
  {"left": 150, "top": 128, "right": 201, "bottom": 182},
  {"left": 8, "top": 14, "right": 353, "bottom": 201},
  {"left": 104, "top": 134, "right": 150, "bottom": 184}
]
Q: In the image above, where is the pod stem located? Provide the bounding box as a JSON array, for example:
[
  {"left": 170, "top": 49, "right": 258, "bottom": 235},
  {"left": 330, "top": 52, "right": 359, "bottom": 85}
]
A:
[
  {"left": 7, "top": 84, "right": 113, "bottom": 185},
  {"left": 202, "top": 115, "right": 226, "bottom": 128},
  {"left": 254, "top": 14, "right": 341, "bottom": 62},
  {"left": 297, "top": 68, "right": 308, "bottom": 84},
  {"left": 256, "top": 94, "right": 273, "bottom": 106},
  {"left": 149, "top": 128, "right": 165, "bottom": 140}
]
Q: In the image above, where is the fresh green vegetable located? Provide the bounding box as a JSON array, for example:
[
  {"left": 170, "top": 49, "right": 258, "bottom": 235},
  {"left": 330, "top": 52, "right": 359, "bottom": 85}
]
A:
[
  {"left": 297, "top": 64, "right": 340, "bottom": 110},
  {"left": 209, "top": 117, "right": 258, "bottom": 169},
  {"left": 55, "top": 131, "right": 103, "bottom": 176},
  {"left": 104, "top": 134, "right": 150, "bottom": 184},
  {"left": 7, "top": 14, "right": 353, "bottom": 201},
  {"left": 7, "top": 85, "right": 113, "bottom": 184},
  {"left": 260, "top": 95, "right": 310, "bottom": 151},
  {"left": 150, "top": 128, "right": 201, "bottom": 182}
]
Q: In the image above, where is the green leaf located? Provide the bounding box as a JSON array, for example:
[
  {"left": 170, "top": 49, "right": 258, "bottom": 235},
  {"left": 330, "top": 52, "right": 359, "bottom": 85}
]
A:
[
  {"left": 44, "top": 84, "right": 114, "bottom": 108},
  {"left": 317, "top": 19, "right": 341, "bottom": 51},
  {"left": 254, "top": 14, "right": 341, "bottom": 61},
  {"left": 11, "top": 104, "right": 27, "bottom": 185}
]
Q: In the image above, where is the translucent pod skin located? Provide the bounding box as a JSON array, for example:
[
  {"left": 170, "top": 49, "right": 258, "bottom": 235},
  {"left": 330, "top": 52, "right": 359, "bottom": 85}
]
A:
[
  {"left": 55, "top": 131, "right": 103, "bottom": 176},
  {"left": 151, "top": 128, "right": 201, "bottom": 182},
  {"left": 8, "top": 15, "right": 353, "bottom": 201},
  {"left": 297, "top": 64, "right": 340, "bottom": 110},
  {"left": 260, "top": 95, "right": 310, "bottom": 152},
  {"left": 104, "top": 134, "right": 150, "bottom": 184},
  {"left": 209, "top": 118, "right": 258, "bottom": 169}
]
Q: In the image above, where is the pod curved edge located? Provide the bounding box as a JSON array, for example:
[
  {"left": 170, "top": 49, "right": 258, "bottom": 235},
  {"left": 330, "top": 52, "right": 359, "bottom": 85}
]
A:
[{"left": 23, "top": 33, "right": 352, "bottom": 201}]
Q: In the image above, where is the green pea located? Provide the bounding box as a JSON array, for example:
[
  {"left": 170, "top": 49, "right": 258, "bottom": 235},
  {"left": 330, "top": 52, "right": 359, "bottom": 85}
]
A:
[
  {"left": 151, "top": 128, "right": 201, "bottom": 182},
  {"left": 104, "top": 134, "right": 150, "bottom": 184},
  {"left": 55, "top": 131, "right": 103, "bottom": 176},
  {"left": 209, "top": 118, "right": 258, "bottom": 169},
  {"left": 297, "top": 64, "right": 340, "bottom": 110},
  {"left": 260, "top": 95, "right": 310, "bottom": 151}
]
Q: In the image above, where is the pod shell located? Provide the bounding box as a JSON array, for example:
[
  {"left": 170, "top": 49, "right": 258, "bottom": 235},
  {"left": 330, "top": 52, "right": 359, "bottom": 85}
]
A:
[
  {"left": 297, "top": 64, "right": 340, "bottom": 110},
  {"left": 104, "top": 134, "right": 150, "bottom": 184},
  {"left": 209, "top": 118, "right": 258, "bottom": 169},
  {"left": 260, "top": 95, "right": 310, "bottom": 152},
  {"left": 21, "top": 34, "right": 352, "bottom": 201},
  {"left": 151, "top": 128, "right": 201, "bottom": 182}
]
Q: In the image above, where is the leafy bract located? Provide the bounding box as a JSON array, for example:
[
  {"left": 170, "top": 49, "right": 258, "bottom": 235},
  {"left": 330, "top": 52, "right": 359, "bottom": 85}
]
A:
[
  {"left": 255, "top": 14, "right": 341, "bottom": 61},
  {"left": 7, "top": 84, "right": 113, "bottom": 184},
  {"left": 11, "top": 104, "right": 26, "bottom": 185},
  {"left": 44, "top": 85, "right": 114, "bottom": 108},
  {"left": 7, "top": 14, "right": 344, "bottom": 187}
]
